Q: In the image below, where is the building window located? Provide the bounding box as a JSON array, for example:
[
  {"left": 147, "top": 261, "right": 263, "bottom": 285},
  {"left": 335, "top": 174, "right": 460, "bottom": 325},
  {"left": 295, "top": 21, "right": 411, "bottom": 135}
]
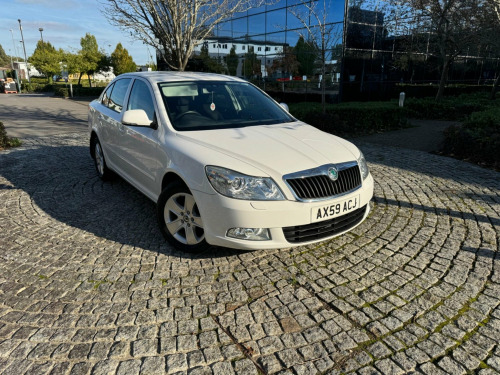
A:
[
  {"left": 213, "top": 44, "right": 216, "bottom": 48},
  {"left": 275, "top": 47, "right": 278, "bottom": 51},
  {"left": 223, "top": 44, "right": 227, "bottom": 49},
  {"left": 265, "top": 47, "right": 270, "bottom": 51},
  {"left": 257, "top": 47, "right": 262, "bottom": 51},
  {"left": 242, "top": 46, "right": 246, "bottom": 50}
]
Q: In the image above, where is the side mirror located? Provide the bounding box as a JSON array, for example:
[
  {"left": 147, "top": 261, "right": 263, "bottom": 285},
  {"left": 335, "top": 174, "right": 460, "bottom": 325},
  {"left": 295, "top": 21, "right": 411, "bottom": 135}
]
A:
[
  {"left": 122, "top": 109, "right": 152, "bottom": 127},
  {"left": 280, "top": 103, "right": 289, "bottom": 112}
]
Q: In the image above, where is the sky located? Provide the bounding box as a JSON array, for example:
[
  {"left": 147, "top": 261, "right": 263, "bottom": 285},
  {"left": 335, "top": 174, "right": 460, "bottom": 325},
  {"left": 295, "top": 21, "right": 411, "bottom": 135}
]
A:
[{"left": 1, "top": 0, "right": 153, "bottom": 65}]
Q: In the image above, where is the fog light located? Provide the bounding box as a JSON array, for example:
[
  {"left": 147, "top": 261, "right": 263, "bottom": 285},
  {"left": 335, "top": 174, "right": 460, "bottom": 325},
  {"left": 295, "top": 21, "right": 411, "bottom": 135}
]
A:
[{"left": 227, "top": 227, "right": 271, "bottom": 241}]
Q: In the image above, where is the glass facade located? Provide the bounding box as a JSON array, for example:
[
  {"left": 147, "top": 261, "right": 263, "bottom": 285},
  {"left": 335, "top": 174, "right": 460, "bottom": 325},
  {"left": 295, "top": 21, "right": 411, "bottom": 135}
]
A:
[
  {"left": 185, "top": 0, "right": 346, "bottom": 80},
  {"left": 157, "top": 0, "right": 499, "bottom": 101}
]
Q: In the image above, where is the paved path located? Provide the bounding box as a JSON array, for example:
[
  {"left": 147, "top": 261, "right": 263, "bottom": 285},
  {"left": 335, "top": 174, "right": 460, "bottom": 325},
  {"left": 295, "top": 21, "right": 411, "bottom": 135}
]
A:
[
  {"left": 0, "top": 95, "right": 499, "bottom": 375},
  {"left": 352, "top": 120, "right": 459, "bottom": 153},
  {"left": 0, "top": 94, "right": 89, "bottom": 138}
]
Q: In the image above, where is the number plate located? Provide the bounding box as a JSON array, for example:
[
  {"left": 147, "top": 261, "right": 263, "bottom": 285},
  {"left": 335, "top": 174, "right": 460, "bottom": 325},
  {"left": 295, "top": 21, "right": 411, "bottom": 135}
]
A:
[{"left": 311, "top": 195, "right": 360, "bottom": 223}]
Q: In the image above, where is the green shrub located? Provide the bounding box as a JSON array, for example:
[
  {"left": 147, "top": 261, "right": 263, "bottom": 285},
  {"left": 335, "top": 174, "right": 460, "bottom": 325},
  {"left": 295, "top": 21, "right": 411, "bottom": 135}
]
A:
[
  {"left": 288, "top": 101, "right": 408, "bottom": 136},
  {"left": 53, "top": 86, "right": 69, "bottom": 97},
  {"left": 73, "top": 86, "right": 104, "bottom": 97},
  {"left": 0, "top": 121, "right": 22, "bottom": 149},
  {"left": 396, "top": 84, "right": 490, "bottom": 99},
  {"left": 20, "top": 80, "right": 54, "bottom": 93},
  {"left": 405, "top": 93, "right": 499, "bottom": 121},
  {"left": 442, "top": 106, "right": 500, "bottom": 168}
]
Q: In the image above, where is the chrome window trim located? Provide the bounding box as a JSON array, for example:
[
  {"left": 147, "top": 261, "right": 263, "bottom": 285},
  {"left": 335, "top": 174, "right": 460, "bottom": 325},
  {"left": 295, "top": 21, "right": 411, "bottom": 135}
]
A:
[{"left": 283, "top": 161, "right": 361, "bottom": 202}]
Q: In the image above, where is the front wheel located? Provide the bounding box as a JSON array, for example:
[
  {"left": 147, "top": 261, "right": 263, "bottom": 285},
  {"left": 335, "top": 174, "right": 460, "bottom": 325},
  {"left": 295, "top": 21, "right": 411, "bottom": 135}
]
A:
[{"left": 157, "top": 182, "right": 209, "bottom": 253}]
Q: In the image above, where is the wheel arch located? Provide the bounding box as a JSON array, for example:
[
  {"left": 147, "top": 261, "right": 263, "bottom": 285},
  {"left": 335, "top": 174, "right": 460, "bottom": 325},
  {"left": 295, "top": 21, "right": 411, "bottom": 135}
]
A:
[
  {"left": 161, "top": 171, "right": 189, "bottom": 193},
  {"left": 90, "top": 131, "right": 98, "bottom": 159}
]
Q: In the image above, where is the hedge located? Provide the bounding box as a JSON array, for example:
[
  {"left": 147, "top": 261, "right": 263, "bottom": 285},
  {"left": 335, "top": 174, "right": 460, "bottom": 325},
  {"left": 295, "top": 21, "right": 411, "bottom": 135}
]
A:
[
  {"left": 288, "top": 101, "right": 408, "bottom": 136},
  {"left": 396, "top": 84, "right": 491, "bottom": 99},
  {"left": 53, "top": 86, "right": 69, "bottom": 97},
  {"left": 73, "top": 86, "right": 105, "bottom": 97},
  {"left": 405, "top": 93, "right": 499, "bottom": 121},
  {"left": 442, "top": 106, "right": 500, "bottom": 169}
]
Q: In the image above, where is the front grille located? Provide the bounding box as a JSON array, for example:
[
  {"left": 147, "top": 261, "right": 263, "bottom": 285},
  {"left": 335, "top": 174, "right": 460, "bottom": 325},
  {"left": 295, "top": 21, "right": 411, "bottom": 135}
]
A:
[
  {"left": 283, "top": 205, "right": 367, "bottom": 243},
  {"left": 285, "top": 165, "right": 361, "bottom": 201}
]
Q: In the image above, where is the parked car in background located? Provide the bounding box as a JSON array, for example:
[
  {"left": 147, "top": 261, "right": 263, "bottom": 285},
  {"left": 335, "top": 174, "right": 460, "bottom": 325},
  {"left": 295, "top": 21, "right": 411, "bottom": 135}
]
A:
[{"left": 88, "top": 72, "right": 374, "bottom": 252}]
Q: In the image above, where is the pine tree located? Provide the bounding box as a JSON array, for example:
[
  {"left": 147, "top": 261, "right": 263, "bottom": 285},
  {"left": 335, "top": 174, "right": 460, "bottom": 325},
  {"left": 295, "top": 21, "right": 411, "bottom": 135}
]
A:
[{"left": 111, "top": 43, "right": 137, "bottom": 76}]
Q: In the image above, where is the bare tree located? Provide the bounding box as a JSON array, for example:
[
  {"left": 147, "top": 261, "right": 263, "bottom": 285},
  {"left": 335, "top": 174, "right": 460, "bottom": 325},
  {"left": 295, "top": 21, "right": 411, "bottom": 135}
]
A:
[
  {"left": 289, "top": 0, "right": 343, "bottom": 112},
  {"left": 101, "top": 0, "right": 265, "bottom": 71},
  {"left": 409, "top": 0, "right": 484, "bottom": 100},
  {"left": 482, "top": 0, "right": 500, "bottom": 99}
]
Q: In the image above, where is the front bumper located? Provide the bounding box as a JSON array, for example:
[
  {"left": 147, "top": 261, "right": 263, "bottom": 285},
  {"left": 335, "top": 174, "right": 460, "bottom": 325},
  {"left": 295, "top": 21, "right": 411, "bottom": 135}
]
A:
[{"left": 193, "top": 173, "right": 374, "bottom": 250}]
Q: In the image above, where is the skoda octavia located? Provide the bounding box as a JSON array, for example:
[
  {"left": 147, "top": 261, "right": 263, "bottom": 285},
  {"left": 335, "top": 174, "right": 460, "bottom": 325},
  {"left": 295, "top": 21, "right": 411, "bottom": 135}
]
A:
[{"left": 88, "top": 72, "right": 374, "bottom": 252}]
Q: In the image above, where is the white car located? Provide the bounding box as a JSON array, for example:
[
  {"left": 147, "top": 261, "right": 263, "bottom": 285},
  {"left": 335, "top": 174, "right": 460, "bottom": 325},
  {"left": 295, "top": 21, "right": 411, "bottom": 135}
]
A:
[{"left": 88, "top": 72, "right": 374, "bottom": 252}]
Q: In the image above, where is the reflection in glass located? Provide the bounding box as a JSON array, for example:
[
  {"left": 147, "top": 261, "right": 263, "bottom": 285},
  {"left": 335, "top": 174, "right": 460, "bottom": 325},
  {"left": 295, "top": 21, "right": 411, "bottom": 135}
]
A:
[{"left": 266, "top": 9, "right": 287, "bottom": 33}]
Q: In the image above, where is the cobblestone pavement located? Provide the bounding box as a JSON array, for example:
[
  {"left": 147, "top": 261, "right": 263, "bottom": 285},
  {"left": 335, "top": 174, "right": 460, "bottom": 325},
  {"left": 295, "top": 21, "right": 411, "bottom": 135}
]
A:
[{"left": 0, "top": 133, "right": 499, "bottom": 375}]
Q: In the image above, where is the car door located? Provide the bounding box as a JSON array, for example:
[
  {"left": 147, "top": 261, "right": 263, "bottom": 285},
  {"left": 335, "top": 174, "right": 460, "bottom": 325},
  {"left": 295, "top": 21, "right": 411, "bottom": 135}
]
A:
[
  {"left": 118, "top": 78, "right": 161, "bottom": 199},
  {"left": 101, "top": 78, "right": 132, "bottom": 173}
]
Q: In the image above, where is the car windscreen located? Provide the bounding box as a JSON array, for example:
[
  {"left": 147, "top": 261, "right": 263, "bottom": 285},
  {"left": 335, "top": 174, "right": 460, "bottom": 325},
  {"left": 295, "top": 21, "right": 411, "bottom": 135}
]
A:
[{"left": 158, "top": 81, "right": 295, "bottom": 131}]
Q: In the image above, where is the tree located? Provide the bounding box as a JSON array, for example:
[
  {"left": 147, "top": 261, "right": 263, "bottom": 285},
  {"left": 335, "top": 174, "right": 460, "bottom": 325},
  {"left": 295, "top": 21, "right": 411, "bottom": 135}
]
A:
[
  {"left": 242, "top": 48, "right": 261, "bottom": 78},
  {"left": 79, "top": 33, "right": 104, "bottom": 87},
  {"left": 269, "top": 46, "right": 300, "bottom": 77},
  {"left": 102, "top": 0, "right": 265, "bottom": 71},
  {"left": 0, "top": 44, "right": 10, "bottom": 67},
  {"left": 200, "top": 44, "right": 227, "bottom": 73},
  {"left": 62, "top": 51, "right": 83, "bottom": 78},
  {"left": 111, "top": 43, "right": 137, "bottom": 75},
  {"left": 29, "top": 41, "right": 62, "bottom": 83},
  {"left": 225, "top": 46, "right": 239, "bottom": 76},
  {"left": 409, "top": 0, "right": 484, "bottom": 100},
  {"left": 294, "top": 36, "right": 317, "bottom": 76},
  {"left": 480, "top": 0, "right": 500, "bottom": 99},
  {"left": 289, "top": 2, "right": 343, "bottom": 112}
]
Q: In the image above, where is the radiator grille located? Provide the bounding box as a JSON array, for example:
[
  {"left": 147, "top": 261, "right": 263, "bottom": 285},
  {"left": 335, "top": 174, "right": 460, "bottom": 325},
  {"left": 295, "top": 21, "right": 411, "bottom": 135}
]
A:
[{"left": 285, "top": 165, "right": 361, "bottom": 201}]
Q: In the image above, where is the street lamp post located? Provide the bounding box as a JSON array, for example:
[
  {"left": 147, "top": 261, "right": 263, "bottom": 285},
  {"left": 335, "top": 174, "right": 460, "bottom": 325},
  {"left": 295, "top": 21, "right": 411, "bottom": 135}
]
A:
[
  {"left": 8, "top": 49, "right": 14, "bottom": 69},
  {"left": 18, "top": 19, "right": 31, "bottom": 85},
  {"left": 9, "top": 29, "right": 21, "bottom": 91},
  {"left": 39, "top": 27, "right": 44, "bottom": 42},
  {"left": 10, "top": 29, "right": 19, "bottom": 60}
]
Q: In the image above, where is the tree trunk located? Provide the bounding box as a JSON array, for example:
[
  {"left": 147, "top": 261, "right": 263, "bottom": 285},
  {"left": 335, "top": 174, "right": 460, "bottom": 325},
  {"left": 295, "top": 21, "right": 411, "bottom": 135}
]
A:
[
  {"left": 321, "top": 48, "right": 326, "bottom": 114},
  {"left": 436, "top": 58, "right": 450, "bottom": 102},
  {"left": 490, "top": 71, "right": 500, "bottom": 100},
  {"left": 88, "top": 74, "right": 92, "bottom": 88},
  {"left": 78, "top": 72, "right": 82, "bottom": 86}
]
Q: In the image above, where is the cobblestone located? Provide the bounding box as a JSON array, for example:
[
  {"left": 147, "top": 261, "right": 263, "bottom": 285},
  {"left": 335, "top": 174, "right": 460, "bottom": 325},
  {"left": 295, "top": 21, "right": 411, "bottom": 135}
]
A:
[{"left": 0, "top": 131, "right": 499, "bottom": 374}]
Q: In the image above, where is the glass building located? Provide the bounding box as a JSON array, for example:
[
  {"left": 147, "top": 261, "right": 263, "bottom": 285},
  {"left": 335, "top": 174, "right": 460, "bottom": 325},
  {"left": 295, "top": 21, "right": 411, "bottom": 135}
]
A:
[{"left": 158, "top": 0, "right": 499, "bottom": 101}]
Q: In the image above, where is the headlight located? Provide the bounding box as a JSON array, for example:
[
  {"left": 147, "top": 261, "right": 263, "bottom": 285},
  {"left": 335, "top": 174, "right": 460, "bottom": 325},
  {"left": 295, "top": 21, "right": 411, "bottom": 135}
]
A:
[
  {"left": 358, "top": 151, "right": 369, "bottom": 180},
  {"left": 206, "top": 166, "right": 285, "bottom": 200}
]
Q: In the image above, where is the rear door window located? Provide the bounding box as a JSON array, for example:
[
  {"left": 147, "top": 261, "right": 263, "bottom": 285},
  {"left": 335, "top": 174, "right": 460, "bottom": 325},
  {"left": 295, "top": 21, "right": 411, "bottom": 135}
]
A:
[
  {"left": 101, "top": 83, "right": 114, "bottom": 107},
  {"left": 107, "top": 78, "right": 131, "bottom": 113}
]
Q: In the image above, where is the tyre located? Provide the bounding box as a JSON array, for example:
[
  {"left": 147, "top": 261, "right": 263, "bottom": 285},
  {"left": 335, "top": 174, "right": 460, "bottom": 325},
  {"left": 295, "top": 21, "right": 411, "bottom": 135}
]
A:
[
  {"left": 91, "top": 137, "right": 112, "bottom": 181},
  {"left": 157, "top": 182, "right": 210, "bottom": 253}
]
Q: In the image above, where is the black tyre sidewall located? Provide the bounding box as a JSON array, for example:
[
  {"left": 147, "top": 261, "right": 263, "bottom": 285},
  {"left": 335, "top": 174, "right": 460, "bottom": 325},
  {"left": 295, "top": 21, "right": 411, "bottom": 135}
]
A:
[{"left": 92, "top": 137, "right": 111, "bottom": 181}]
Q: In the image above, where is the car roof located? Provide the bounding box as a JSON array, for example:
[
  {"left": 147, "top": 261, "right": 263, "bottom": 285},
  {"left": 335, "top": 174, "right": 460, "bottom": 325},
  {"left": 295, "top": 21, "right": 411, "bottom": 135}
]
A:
[{"left": 117, "top": 71, "right": 246, "bottom": 84}]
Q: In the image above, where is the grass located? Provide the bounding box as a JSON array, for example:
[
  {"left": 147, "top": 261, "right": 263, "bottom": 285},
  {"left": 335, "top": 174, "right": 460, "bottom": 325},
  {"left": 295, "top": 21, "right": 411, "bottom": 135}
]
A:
[{"left": 0, "top": 121, "right": 22, "bottom": 150}]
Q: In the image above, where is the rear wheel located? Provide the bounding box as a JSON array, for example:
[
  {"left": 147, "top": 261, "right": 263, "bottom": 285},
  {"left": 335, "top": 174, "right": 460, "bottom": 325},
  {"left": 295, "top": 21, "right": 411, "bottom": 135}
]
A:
[
  {"left": 91, "top": 137, "right": 112, "bottom": 180},
  {"left": 157, "top": 182, "right": 209, "bottom": 253}
]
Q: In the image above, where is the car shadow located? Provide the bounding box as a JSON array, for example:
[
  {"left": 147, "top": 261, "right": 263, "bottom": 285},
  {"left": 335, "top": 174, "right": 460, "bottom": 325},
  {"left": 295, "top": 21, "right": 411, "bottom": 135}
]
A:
[{"left": 0, "top": 144, "right": 247, "bottom": 259}]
